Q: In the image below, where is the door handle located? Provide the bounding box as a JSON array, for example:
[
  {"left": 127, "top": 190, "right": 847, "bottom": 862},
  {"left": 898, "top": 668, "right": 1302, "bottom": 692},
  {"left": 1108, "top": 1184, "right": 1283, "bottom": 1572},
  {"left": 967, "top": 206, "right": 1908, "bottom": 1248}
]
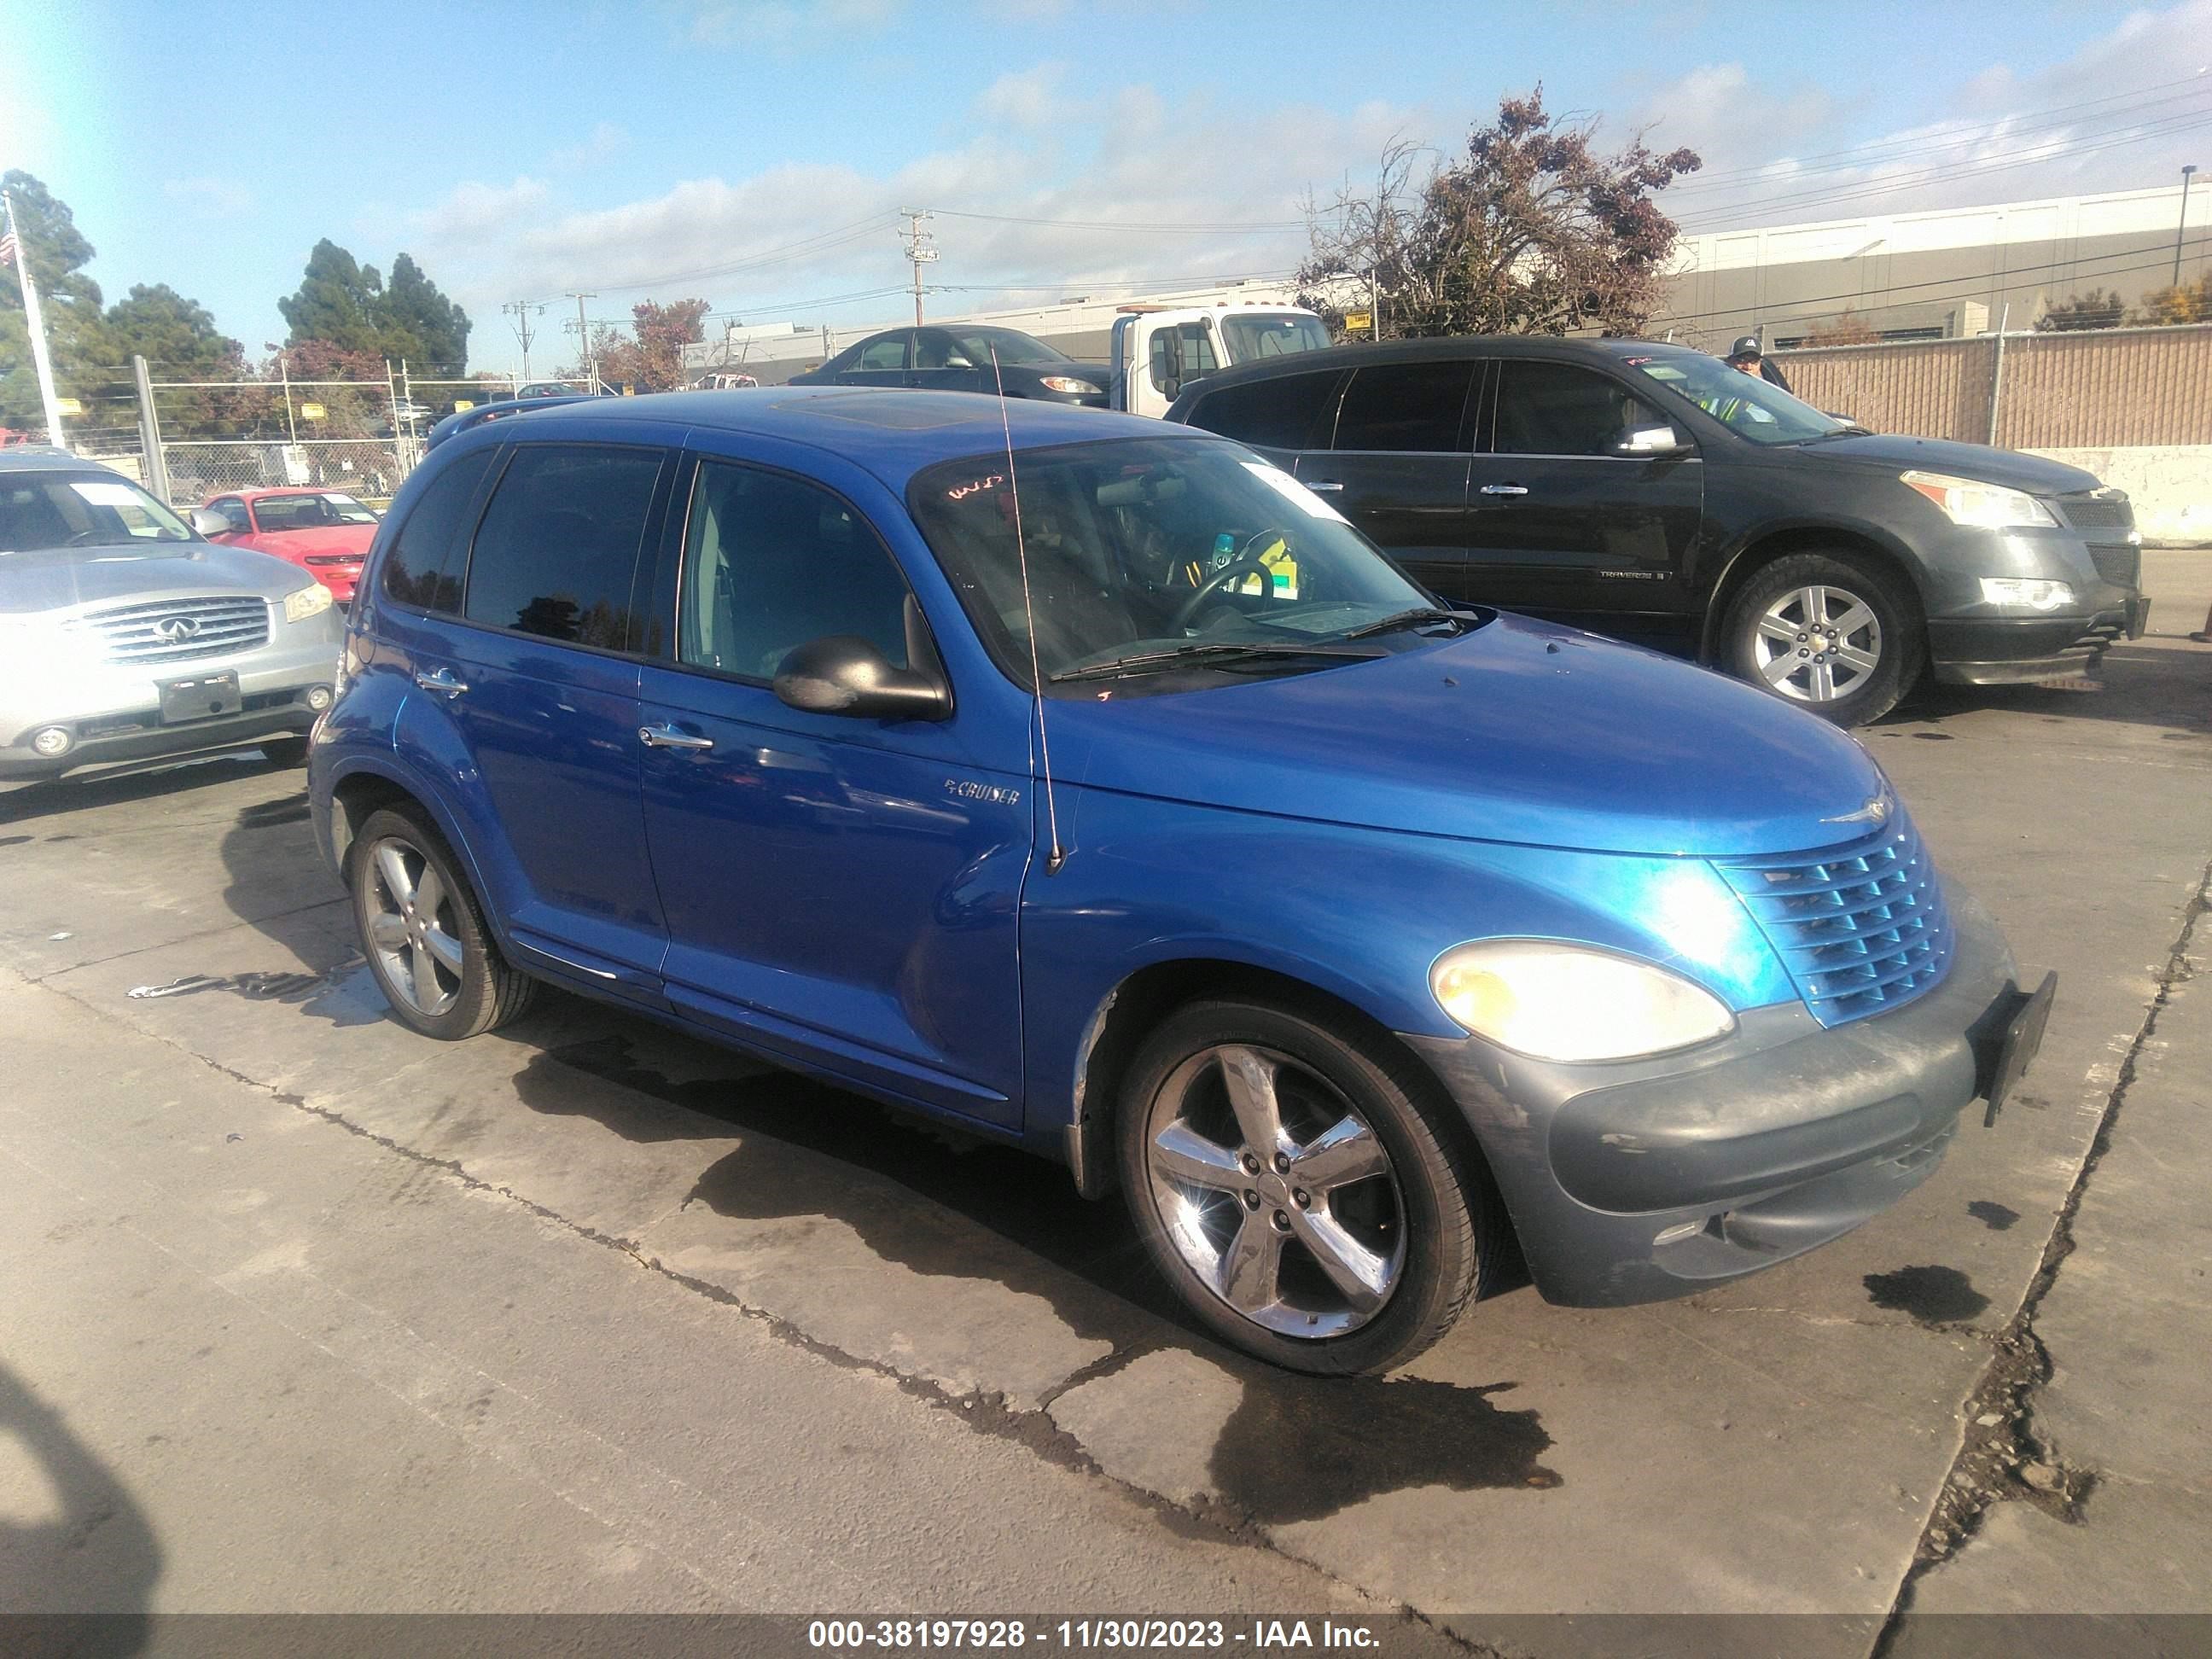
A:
[
  {"left": 413, "top": 667, "right": 469, "bottom": 696},
  {"left": 1304, "top": 480, "right": 1346, "bottom": 492},
  {"left": 1479, "top": 484, "right": 1530, "bottom": 497},
  {"left": 638, "top": 724, "right": 714, "bottom": 752}
]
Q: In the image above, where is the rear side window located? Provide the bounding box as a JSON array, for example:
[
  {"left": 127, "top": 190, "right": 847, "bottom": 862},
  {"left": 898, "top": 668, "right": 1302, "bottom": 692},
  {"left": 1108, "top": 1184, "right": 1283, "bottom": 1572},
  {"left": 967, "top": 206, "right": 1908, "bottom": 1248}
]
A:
[
  {"left": 1494, "top": 361, "right": 1667, "bottom": 456},
  {"left": 1333, "top": 362, "right": 1474, "bottom": 452},
  {"left": 1185, "top": 370, "right": 1342, "bottom": 451},
  {"left": 381, "top": 449, "right": 494, "bottom": 613},
  {"left": 463, "top": 445, "right": 662, "bottom": 649},
  {"left": 855, "top": 335, "right": 910, "bottom": 370}
]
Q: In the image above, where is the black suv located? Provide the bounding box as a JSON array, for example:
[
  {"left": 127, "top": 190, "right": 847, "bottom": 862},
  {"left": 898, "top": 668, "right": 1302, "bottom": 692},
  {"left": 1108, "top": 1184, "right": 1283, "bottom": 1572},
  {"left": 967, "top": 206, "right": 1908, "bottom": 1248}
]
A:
[{"left": 1167, "top": 337, "right": 2150, "bottom": 724}]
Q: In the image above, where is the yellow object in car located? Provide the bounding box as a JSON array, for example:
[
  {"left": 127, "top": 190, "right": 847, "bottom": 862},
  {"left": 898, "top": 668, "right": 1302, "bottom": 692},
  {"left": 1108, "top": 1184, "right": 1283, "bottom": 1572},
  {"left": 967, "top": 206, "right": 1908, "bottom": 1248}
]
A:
[{"left": 1236, "top": 534, "right": 1299, "bottom": 600}]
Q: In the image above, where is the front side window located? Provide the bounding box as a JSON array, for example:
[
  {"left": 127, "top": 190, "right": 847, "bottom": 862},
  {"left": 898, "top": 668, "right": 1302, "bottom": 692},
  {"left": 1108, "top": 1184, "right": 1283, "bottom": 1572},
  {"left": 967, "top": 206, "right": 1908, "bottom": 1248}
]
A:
[
  {"left": 1150, "top": 323, "right": 1220, "bottom": 394},
  {"left": 1624, "top": 350, "right": 1843, "bottom": 445},
  {"left": 0, "top": 474, "right": 193, "bottom": 553},
  {"left": 855, "top": 335, "right": 910, "bottom": 371},
  {"left": 908, "top": 436, "right": 1435, "bottom": 696},
  {"left": 1334, "top": 362, "right": 1474, "bottom": 452},
  {"left": 1186, "top": 370, "right": 1342, "bottom": 451},
  {"left": 463, "top": 445, "right": 661, "bottom": 648},
  {"left": 381, "top": 448, "right": 495, "bottom": 613},
  {"left": 1493, "top": 361, "right": 1669, "bottom": 456},
  {"left": 914, "top": 330, "right": 974, "bottom": 370},
  {"left": 951, "top": 328, "right": 1069, "bottom": 366},
  {"left": 679, "top": 462, "right": 912, "bottom": 680}
]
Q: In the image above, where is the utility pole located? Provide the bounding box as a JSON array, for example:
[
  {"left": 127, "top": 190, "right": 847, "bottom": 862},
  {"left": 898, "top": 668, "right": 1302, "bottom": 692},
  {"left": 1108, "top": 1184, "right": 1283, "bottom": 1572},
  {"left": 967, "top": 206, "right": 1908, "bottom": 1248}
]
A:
[
  {"left": 566, "top": 292, "right": 597, "bottom": 390},
  {"left": 3, "top": 190, "right": 68, "bottom": 448},
  {"left": 900, "top": 207, "right": 938, "bottom": 326},
  {"left": 2177, "top": 165, "right": 2199, "bottom": 290},
  {"left": 502, "top": 299, "right": 546, "bottom": 379}
]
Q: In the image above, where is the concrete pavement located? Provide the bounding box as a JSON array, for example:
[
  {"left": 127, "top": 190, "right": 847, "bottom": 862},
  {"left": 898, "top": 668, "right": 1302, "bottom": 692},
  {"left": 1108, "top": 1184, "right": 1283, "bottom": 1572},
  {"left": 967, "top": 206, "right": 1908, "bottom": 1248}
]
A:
[{"left": 1, "top": 550, "right": 2206, "bottom": 1650}]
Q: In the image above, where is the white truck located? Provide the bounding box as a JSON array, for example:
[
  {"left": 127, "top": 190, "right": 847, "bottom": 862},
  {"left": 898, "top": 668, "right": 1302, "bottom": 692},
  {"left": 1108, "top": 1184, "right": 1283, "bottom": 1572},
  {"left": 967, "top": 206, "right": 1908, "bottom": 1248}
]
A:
[{"left": 1106, "top": 301, "right": 1332, "bottom": 418}]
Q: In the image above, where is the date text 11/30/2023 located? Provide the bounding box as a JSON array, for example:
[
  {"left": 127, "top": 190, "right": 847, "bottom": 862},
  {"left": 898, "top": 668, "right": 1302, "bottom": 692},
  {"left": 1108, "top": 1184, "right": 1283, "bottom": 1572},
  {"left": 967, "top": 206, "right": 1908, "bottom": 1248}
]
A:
[{"left": 806, "top": 1619, "right": 1382, "bottom": 1650}]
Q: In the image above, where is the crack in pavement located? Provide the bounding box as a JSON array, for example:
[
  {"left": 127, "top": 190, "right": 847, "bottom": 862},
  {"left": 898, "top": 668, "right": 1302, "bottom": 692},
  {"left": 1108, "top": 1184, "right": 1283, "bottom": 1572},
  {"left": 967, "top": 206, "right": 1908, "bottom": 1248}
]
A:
[
  {"left": 1873, "top": 860, "right": 2212, "bottom": 1650},
  {"left": 23, "top": 965, "right": 1462, "bottom": 1642}
]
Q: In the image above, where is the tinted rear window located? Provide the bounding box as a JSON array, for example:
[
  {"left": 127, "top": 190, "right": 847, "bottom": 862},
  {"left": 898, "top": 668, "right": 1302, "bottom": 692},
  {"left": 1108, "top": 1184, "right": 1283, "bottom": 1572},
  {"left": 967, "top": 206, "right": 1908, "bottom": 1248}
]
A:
[
  {"left": 463, "top": 445, "right": 661, "bottom": 649},
  {"left": 1333, "top": 362, "right": 1474, "bottom": 452},
  {"left": 381, "top": 449, "right": 493, "bottom": 613},
  {"left": 1185, "top": 370, "right": 1342, "bottom": 451}
]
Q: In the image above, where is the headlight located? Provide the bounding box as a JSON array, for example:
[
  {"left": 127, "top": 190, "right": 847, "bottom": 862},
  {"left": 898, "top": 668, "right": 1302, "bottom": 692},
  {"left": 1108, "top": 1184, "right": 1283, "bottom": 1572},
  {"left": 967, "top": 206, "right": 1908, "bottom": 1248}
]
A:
[
  {"left": 1038, "top": 375, "right": 1102, "bottom": 395},
  {"left": 1901, "top": 469, "right": 2056, "bottom": 529},
  {"left": 284, "top": 582, "right": 335, "bottom": 624},
  {"left": 1430, "top": 940, "right": 1735, "bottom": 1062},
  {"left": 1979, "top": 577, "right": 2075, "bottom": 612}
]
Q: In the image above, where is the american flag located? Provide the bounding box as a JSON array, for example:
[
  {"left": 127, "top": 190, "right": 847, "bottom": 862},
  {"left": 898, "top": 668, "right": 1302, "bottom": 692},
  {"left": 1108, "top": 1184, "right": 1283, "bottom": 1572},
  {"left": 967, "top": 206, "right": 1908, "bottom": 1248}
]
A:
[{"left": 0, "top": 230, "right": 17, "bottom": 267}]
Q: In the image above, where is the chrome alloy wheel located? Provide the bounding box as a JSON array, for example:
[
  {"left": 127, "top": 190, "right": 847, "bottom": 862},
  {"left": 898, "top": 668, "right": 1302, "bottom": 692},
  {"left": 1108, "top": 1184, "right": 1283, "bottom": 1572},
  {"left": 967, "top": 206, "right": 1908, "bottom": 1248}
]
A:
[
  {"left": 1143, "top": 1044, "right": 1407, "bottom": 1338},
  {"left": 363, "top": 836, "right": 464, "bottom": 1018},
  {"left": 1752, "top": 583, "right": 1883, "bottom": 703}
]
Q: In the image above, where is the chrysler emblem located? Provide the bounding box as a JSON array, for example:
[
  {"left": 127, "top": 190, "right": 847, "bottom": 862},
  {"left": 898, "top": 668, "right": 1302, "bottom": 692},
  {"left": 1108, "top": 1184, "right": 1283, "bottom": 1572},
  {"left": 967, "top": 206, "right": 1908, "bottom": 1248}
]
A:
[
  {"left": 1825, "top": 795, "right": 1890, "bottom": 826},
  {"left": 154, "top": 615, "right": 201, "bottom": 643}
]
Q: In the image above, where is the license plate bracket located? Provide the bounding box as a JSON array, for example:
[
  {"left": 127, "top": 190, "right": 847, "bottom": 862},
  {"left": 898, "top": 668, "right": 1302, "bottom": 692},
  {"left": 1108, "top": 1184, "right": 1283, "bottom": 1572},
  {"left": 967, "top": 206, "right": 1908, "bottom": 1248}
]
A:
[
  {"left": 159, "top": 670, "right": 242, "bottom": 724},
  {"left": 1981, "top": 969, "right": 2058, "bottom": 1126}
]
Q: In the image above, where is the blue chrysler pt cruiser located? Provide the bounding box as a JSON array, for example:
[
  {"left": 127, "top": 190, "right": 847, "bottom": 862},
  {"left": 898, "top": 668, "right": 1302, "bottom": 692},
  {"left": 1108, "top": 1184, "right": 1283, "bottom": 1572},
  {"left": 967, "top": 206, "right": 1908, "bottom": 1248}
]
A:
[{"left": 309, "top": 388, "right": 2052, "bottom": 1375}]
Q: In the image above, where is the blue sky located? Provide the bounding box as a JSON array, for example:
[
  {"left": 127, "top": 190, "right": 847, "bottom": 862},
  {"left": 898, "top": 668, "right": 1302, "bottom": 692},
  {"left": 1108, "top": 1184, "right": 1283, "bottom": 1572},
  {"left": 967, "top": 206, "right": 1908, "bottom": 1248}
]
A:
[{"left": 4, "top": 0, "right": 2207, "bottom": 374}]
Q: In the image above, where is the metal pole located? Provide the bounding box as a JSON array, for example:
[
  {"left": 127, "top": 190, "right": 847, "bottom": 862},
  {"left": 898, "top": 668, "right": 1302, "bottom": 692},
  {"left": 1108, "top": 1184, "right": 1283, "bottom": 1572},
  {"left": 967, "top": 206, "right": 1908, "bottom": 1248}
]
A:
[
  {"left": 132, "top": 354, "right": 172, "bottom": 503},
  {"left": 3, "top": 191, "right": 68, "bottom": 449},
  {"left": 280, "top": 350, "right": 299, "bottom": 444},
  {"left": 2177, "top": 165, "right": 2198, "bottom": 289},
  {"left": 1985, "top": 302, "right": 2010, "bottom": 448}
]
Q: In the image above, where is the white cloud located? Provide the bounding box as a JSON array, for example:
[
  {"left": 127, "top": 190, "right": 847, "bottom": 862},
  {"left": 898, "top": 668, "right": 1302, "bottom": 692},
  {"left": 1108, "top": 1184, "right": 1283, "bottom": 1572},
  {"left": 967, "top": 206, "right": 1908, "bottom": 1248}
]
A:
[
  {"left": 164, "top": 176, "right": 256, "bottom": 214},
  {"left": 974, "top": 62, "right": 1074, "bottom": 129},
  {"left": 550, "top": 121, "right": 630, "bottom": 171},
  {"left": 412, "top": 176, "right": 551, "bottom": 242}
]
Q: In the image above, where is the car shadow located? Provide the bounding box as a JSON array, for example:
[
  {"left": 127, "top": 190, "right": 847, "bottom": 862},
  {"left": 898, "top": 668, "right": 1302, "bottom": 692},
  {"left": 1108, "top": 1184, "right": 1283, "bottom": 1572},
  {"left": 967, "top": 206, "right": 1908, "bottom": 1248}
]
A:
[
  {"left": 0, "top": 750, "right": 289, "bottom": 829},
  {"left": 1872, "top": 636, "right": 2212, "bottom": 741}
]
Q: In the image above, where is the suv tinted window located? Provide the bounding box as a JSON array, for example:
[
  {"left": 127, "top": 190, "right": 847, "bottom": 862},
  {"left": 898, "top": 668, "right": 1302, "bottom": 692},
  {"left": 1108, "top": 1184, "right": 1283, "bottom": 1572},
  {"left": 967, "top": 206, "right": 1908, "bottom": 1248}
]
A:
[
  {"left": 1495, "top": 360, "right": 1667, "bottom": 456},
  {"left": 380, "top": 448, "right": 494, "bottom": 612},
  {"left": 463, "top": 445, "right": 661, "bottom": 648},
  {"left": 1186, "top": 370, "right": 1342, "bottom": 451},
  {"left": 1334, "top": 362, "right": 1473, "bottom": 452},
  {"left": 679, "top": 461, "right": 911, "bottom": 679}
]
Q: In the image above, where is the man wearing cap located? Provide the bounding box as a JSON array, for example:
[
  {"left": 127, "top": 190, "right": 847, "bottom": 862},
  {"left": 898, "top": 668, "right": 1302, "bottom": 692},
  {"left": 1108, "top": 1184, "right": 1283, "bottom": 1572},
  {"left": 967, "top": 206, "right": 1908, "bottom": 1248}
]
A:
[{"left": 1726, "top": 335, "right": 1792, "bottom": 393}]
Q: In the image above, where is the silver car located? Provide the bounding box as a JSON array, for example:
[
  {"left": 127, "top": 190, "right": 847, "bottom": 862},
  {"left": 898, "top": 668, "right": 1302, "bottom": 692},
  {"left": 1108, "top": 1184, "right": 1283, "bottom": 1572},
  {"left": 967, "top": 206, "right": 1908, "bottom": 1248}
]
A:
[{"left": 0, "top": 451, "right": 344, "bottom": 781}]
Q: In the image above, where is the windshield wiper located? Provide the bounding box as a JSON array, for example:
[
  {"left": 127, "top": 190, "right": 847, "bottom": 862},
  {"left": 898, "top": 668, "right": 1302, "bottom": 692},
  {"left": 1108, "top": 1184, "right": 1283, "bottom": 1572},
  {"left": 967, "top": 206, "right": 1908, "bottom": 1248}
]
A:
[
  {"left": 1797, "top": 423, "right": 1875, "bottom": 442},
  {"left": 1049, "top": 641, "right": 1380, "bottom": 684},
  {"left": 1336, "top": 606, "right": 1471, "bottom": 640}
]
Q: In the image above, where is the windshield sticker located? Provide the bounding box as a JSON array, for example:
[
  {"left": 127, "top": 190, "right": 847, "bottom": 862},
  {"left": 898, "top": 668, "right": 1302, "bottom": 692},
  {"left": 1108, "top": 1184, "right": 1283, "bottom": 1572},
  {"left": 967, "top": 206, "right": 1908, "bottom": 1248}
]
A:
[
  {"left": 946, "top": 473, "right": 1004, "bottom": 501},
  {"left": 1240, "top": 462, "right": 1348, "bottom": 523},
  {"left": 68, "top": 481, "right": 145, "bottom": 507}
]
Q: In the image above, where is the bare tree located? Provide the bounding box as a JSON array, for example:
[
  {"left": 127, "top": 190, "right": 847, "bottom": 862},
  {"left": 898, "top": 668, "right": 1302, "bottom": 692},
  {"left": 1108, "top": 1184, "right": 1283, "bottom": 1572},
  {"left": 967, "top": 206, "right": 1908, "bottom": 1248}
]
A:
[{"left": 1299, "top": 89, "right": 1699, "bottom": 340}]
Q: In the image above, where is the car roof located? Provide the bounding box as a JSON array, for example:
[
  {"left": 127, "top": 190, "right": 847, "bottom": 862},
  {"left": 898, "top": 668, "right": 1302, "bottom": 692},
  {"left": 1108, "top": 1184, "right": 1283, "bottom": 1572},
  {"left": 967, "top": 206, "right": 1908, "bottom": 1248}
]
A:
[
  {"left": 224, "top": 486, "right": 351, "bottom": 500},
  {"left": 1174, "top": 335, "right": 1704, "bottom": 397},
  {"left": 0, "top": 446, "right": 120, "bottom": 474},
  {"left": 462, "top": 386, "right": 1196, "bottom": 488}
]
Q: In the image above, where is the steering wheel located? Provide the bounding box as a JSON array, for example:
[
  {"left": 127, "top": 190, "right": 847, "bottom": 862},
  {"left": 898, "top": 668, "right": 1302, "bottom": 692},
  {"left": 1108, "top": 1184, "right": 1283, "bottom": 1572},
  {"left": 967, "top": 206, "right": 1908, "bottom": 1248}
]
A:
[{"left": 1169, "top": 530, "right": 1291, "bottom": 632}]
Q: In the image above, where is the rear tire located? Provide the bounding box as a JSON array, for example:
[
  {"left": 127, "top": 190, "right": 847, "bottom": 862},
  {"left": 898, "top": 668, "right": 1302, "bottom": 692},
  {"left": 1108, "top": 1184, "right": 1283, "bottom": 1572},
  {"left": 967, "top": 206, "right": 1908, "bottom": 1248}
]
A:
[
  {"left": 1115, "top": 999, "right": 1500, "bottom": 1375},
  {"left": 346, "top": 806, "right": 536, "bottom": 1040},
  {"left": 1721, "top": 550, "right": 1923, "bottom": 726}
]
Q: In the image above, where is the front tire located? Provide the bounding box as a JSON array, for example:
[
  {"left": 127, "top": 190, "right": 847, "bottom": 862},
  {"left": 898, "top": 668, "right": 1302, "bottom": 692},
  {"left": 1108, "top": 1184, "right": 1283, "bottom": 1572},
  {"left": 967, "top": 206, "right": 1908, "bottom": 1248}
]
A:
[
  {"left": 1722, "top": 551, "right": 1923, "bottom": 726},
  {"left": 346, "top": 806, "right": 536, "bottom": 1039},
  {"left": 1115, "top": 1000, "right": 1499, "bottom": 1375}
]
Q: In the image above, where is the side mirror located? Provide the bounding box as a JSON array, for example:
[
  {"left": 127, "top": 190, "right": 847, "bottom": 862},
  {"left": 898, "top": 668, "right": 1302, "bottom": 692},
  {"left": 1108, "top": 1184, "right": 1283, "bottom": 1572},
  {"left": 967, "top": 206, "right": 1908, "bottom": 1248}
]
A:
[
  {"left": 773, "top": 634, "right": 951, "bottom": 721},
  {"left": 1612, "top": 423, "right": 1690, "bottom": 457},
  {"left": 189, "top": 507, "right": 231, "bottom": 537}
]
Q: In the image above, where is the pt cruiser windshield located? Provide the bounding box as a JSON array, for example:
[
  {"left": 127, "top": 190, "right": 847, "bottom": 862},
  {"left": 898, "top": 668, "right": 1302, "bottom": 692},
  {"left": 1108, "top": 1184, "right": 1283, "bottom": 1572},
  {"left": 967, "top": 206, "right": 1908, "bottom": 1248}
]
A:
[{"left": 907, "top": 438, "right": 1447, "bottom": 691}]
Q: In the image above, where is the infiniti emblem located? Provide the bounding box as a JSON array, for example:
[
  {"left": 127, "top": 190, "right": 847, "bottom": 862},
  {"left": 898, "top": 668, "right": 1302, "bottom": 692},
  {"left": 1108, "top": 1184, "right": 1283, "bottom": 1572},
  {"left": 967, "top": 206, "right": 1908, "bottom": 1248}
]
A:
[
  {"left": 1825, "top": 795, "right": 1890, "bottom": 826},
  {"left": 154, "top": 615, "right": 201, "bottom": 643}
]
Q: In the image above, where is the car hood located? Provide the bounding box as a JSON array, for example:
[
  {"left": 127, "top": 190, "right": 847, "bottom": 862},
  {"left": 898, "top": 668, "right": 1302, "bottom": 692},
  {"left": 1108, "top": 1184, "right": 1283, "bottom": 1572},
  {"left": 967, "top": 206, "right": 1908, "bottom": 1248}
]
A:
[
  {"left": 236, "top": 525, "right": 375, "bottom": 559},
  {"left": 1790, "top": 431, "right": 2102, "bottom": 494},
  {"left": 0, "top": 541, "right": 308, "bottom": 615},
  {"left": 1046, "top": 613, "right": 1891, "bottom": 858}
]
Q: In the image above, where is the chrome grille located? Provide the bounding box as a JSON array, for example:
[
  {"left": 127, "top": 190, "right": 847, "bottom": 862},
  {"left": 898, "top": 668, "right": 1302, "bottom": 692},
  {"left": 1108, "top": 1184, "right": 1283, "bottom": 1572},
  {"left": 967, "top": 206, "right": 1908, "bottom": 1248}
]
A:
[
  {"left": 70, "top": 595, "right": 271, "bottom": 664},
  {"left": 1717, "top": 813, "right": 1953, "bottom": 1028},
  {"left": 2058, "top": 492, "right": 2133, "bottom": 534}
]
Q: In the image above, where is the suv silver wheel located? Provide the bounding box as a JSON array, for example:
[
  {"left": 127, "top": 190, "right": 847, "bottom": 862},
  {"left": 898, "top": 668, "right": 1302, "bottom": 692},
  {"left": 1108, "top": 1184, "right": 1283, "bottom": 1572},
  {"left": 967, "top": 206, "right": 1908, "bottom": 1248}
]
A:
[
  {"left": 1752, "top": 583, "right": 1883, "bottom": 703},
  {"left": 364, "top": 835, "right": 464, "bottom": 1017},
  {"left": 1143, "top": 1042, "right": 1406, "bottom": 1338}
]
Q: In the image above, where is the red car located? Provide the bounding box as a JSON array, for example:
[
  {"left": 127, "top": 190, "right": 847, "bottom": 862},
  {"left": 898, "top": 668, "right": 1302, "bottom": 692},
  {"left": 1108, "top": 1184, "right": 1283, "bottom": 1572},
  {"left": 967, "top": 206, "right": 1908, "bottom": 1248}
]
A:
[{"left": 201, "top": 488, "right": 380, "bottom": 603}]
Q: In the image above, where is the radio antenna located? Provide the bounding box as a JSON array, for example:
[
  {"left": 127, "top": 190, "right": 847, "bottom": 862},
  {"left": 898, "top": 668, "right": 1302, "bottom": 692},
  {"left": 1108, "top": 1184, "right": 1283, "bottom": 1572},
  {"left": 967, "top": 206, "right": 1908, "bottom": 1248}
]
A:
[{"left": 989, "top": 345, "right": 1065, "bottom": 875}]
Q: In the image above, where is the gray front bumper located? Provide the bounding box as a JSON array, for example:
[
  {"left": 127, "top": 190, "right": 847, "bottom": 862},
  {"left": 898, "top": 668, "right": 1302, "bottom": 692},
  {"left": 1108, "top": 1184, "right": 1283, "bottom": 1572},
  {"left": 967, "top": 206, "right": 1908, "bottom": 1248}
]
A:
[{"left": 1406, "top": 893, "right": 2029, "bottom": 1307}]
